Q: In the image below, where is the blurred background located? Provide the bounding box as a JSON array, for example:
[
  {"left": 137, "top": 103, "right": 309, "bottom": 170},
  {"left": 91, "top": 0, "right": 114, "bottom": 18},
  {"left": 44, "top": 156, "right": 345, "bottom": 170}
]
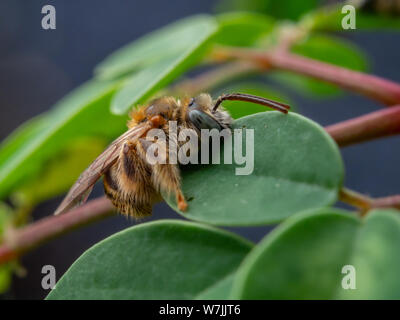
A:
[{"left": 0, "top": 0, "right": 399, "bottom": 299}]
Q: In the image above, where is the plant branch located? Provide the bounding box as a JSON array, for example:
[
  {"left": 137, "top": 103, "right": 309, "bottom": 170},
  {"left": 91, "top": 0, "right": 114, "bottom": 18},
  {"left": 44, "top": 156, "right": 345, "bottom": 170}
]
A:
[
  {"left": 0, "top": 196, "right": 115, "bottom": 264},
  {"left": 325, "top": 105, "right": 400, "bottom": 147},
  {"left": 339, "top": 188, "right": 400, "bottom": 215},
  {"left": 171, "top": 61, "right": 260, "bottom": 96},
  {"left": 339, "top": 188, "right": 373, "bottom": 216},
  {"left": 212, "top": 46, "right": 400, "bottom": 106},
  {"left": 3, "top": 186, "right": 400, "bottom": 265},
  {"left": 372, "top": 195, "right": 400, "bottom": 210}
]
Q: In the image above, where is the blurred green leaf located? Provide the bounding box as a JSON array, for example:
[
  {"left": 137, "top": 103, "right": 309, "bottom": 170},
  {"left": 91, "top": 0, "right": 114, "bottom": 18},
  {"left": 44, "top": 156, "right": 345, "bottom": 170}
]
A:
[
  {"left": 15, "top": 138, "right": 107, "bottom": 206},
  {"left": 232, "top": 208, "right": 400, "bottom": 299},
  {"left": 270, "top": 34, "right": 368, "bottom": 97},
  {"left": 0, "top": 80, "right": 127, "bottom": 201},
  {"left": 46, "top": 220, "right": 252, "bottom": 299},
  {"left": 109, "top": 15, "right": 218, "bottom": 114},
  {"left": 165, "top": 112, "right": 343, "bottom": 226},
  {"left": 0, "top": 266, "right": 11, "bottom": 294},
  {"left": 356, "top": 13, "right": 400, "bottom": 29},
  {"left": 213, "top": 82, "right": 293, "bottom": 119},
  {"left": 293, "top": 33, "right": 368, "bottom": 70},
  {"left": 96, "top": 15, "right": 217, "bottom": 80},
  {"left": 0, "top": 116, "right": 47, "bottom": 168},
  {"left": 195, "top": 273, "right": 235, "bottom": 299},
  {"left": 110, "top": 56, "right": 186, "bottom": 115},
  {"left": 0, "top": 202, "right": 12, "bottom": 235},
  {"left": 216, "top": 0, "right": 322, "bottom": 21},
  {"left": 306, "top": 5, "right": 400, "bottom": 31},
  {"left": 338, "top": 209, "right": 400, "bottom": 299},
  {"left": 214, "top": 12, "right": 275, "bottom": 47}
]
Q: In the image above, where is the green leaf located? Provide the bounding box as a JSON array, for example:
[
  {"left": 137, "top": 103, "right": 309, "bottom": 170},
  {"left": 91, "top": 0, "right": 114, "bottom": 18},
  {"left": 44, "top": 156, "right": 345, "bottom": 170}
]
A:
[
  {"left": 291, "top": 35, "right": 367, "bottom": 70},
  {"left": 270, "top": 34, "right": 368, "bottom": 97},
  {"left": 195, "top": 273, "right": 235, "bottom": 299},
  {"left": 213, "top": 82, "right": 293, "bottom": 119},
  {"left": 0, "top": 80, "right": 127, "bottom": 200},
  {"left": 0, "top": 202, "right": 12, "bottom": 235},
  {"left": 231, "top": 208, "right": 400, "bottom": 299},
  {"left": 0, "top": 115, "right": 48, "bottom": 168},
  {"left": 165, "top": 111, "right": 343, "bottom": 226},
  {"left": 338, "top": 209, "right": 400, "bottom": 299},
  {"left": 356, "top": 13, "right": 400, "bottom": 30},
  {"left": 46, "top": 220, "right": 252, "bottom": 300},
  {"left": 216, "top": 0, "right": 322, "bottom": 21},
  {"left": 306, "top": 5, "right": 400, "bottom": 31},
  {"left": 95, "top": 15, "right": 217, "bottom": 80},
  {"left": 110, "top": 56, "right": 184, "bottom": 115},
  {"left": 0, "top": 265, "right": 11, "bottom": 294},
  {"left": 15, "top": 137, "right": 107, "bottom": 205},
  {"left": 214, "top": 12, "right": 275, "bottom": 47},
  {"left": 109, "top": 15, "right": 217, "bottom": 115}
]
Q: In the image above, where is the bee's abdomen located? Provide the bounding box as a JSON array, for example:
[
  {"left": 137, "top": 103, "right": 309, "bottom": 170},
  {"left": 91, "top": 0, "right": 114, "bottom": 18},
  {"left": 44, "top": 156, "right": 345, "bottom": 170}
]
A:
[
  {"left": 103, "top": 143, "right": 159, "bottom": 219},
  {"left": 103, "top": 170, "right": 156, "bottom": 218}
]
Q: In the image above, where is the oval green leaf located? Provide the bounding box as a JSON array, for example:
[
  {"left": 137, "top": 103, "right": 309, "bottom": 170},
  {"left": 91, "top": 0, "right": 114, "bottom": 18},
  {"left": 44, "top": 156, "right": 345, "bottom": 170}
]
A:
[
  {"left": 165, "top": 111, "right": 344, "bottom": 226},
  {"left": 232, "top": 208, "right": 400, "bottom": 299},
  {"left": 46, "top": 220, "right": 252, "bottom": 300}
]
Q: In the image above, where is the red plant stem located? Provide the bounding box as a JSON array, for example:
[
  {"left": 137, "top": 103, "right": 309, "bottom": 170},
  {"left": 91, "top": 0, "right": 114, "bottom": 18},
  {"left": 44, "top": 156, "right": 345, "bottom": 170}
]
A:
[
  {"left": 325, "top": 105, "right": 400, "bottom": 147},
  {"left": 213, "top": 47, "right": 400, "bottom": 106},
  {"left": 172, "top": 61, "right": 259, "bottom": 96},
  {"left": 339, "top": 188, "right": 400, "bottom": 214},
  {"left": 2, "top": 188, "right": 400, "bottom": 265},
  {"left": 339, "top": 188, "right": 372, "bottom": 216},
  {"left": 372, "top": 195, "right": 400, "bottom": 210},
  {"left": 0, "top": 196, "right": 115, "bottom": 264}
]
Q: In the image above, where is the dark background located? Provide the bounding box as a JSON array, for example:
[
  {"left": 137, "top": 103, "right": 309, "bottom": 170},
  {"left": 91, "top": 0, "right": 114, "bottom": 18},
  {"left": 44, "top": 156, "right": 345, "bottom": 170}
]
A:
[{"left": 0, "top": 0, "right": 399, "bottom": 299}]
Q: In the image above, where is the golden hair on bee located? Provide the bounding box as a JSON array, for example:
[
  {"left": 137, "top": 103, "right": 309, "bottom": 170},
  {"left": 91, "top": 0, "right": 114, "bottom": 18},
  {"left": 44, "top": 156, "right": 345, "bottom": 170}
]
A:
[{"left": 54, "top": 93, "right": 290, "bottom": 218}]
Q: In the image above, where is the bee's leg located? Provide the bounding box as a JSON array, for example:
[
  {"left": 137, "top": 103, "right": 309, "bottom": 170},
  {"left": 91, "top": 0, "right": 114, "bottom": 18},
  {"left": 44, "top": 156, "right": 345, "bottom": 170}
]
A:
[
  {"left": 139, "top": 138, "right": 188, "bottom": 212},
  {"left": 152, "top": 162, "right": 187, "bottom": 211}
]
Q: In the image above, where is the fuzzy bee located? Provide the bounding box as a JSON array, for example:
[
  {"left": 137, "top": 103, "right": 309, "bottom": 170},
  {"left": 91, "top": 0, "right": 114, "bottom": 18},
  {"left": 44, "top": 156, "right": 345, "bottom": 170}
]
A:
[{"left": 54, "top": 93, "right": 290, "bottom": 218}]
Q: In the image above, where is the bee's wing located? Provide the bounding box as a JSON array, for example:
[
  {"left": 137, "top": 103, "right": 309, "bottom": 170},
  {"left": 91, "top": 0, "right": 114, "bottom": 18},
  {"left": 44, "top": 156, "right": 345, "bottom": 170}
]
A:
[{"left": 54, "top": 123, "right": 149, "bottom": 215}]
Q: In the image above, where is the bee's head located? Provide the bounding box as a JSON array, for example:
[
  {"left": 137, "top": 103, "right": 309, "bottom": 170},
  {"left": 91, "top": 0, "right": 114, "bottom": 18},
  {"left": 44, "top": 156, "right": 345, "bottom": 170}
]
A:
[
  {"left": 187, "top": 93, "right": 233, "bottom": 131},
  {"left": 187, "top": 93, "right": 290, "bottom": 132}
]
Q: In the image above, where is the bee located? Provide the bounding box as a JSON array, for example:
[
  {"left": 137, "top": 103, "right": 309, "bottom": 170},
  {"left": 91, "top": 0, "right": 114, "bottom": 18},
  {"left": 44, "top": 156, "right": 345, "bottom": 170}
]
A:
[{"left": 54, "top": 93, "right": 290, "bottom": 218}]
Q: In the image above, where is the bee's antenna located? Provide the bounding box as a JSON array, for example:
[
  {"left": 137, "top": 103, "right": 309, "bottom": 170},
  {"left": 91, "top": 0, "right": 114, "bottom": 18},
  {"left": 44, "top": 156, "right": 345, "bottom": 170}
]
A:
[{"left": 213, "top": 93, "right": 290, "bottom": 114}]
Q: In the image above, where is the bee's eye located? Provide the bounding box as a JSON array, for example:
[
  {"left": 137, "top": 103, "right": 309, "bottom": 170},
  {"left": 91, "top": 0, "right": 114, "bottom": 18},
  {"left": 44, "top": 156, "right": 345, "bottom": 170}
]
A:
[
  {"left": 188, "top": 98, "right": 196, "bottom": 108},
  {"left": 188, "top": 109, "right": 222, "bottom": 131}
]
